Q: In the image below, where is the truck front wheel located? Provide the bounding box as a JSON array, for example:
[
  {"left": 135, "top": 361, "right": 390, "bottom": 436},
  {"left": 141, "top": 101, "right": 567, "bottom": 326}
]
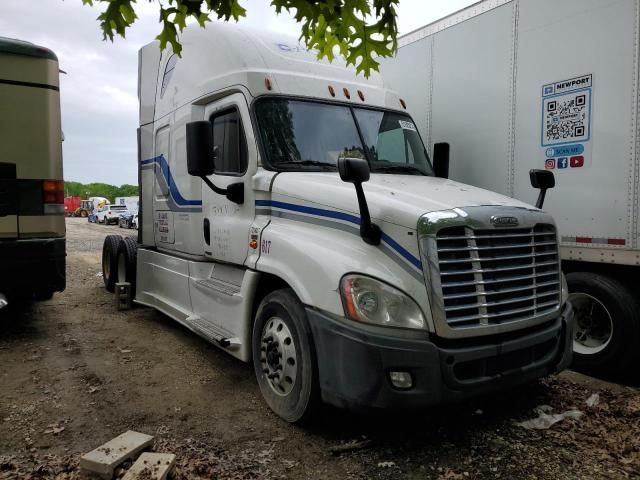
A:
[
  {"left": 252, "top": 289, "right": 320, "bottom": 424},
  {"left": 567, "top": 272, "right": 640, "bottom": 373}
]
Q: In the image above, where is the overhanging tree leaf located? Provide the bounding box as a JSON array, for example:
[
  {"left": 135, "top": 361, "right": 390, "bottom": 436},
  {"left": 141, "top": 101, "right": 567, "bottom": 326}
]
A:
[{"left": 80, "top": 0, "right": 399, "bottom": 77}]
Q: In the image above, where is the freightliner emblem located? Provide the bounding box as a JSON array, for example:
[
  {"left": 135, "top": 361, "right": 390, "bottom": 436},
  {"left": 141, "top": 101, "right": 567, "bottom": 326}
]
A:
[{"left": 490, "top": 215, "right": 519, "bottom": 227}]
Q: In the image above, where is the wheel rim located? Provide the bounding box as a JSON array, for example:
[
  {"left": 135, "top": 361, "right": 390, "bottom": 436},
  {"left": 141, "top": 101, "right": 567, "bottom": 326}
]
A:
[
  {"left": 570, "top": 292, "right": 613, "bottom": 355},
  {"left": 117, "top": 251, "right": 126, "bottom": 283},
  {"left": 260, "top": 316, "right": 297, "bottom": 396}
]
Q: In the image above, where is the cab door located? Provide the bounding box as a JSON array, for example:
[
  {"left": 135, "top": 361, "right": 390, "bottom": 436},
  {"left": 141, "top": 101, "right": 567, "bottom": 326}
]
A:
[{"left": 201, "top": 93, "right": 257, "bottom": 265}]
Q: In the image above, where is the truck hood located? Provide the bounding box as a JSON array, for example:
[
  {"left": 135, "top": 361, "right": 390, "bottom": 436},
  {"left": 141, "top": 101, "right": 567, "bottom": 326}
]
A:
[{"left": 271, "top": 172, "right": 536, "bottom": 229}]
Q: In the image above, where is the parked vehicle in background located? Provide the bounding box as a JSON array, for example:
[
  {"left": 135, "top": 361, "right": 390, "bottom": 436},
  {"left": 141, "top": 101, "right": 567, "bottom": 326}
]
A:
[
  {"left": 380, "top": 0, "right": 640, "bottom": 374},
  {"left": 74, "top": 199, "right": 92, "bottom": 218},
  {"left": 87, "top": 197, "right": 110, "bottom": 223},
  {"left": 101, "top": 23, "right": 574, "bottom": 423},
  {"left": 0, "top": 37, "right": 65, "bottom": 304},
  {"left": 115, "top": 196, "right": 139, "bottom": 214},
  {"left": 96, "top": 205, "right": 128, "bottom": 225},
  {"left": 118, "top": 213, "right": 138, "bottom": 229},
  {"left": 64, "top": 196, "right": 81, "bottom": 216}
]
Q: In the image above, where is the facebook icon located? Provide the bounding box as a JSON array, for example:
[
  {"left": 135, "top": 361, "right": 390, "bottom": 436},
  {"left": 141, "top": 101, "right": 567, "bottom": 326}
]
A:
[{"left": 557, "top": 157, "right": 569, "bottom": 169}]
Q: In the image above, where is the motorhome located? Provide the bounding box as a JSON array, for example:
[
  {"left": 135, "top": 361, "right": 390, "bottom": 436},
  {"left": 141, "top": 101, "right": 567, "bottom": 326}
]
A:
[
  {"left": 0, "top": 38, "right": 65, "bottom": 305},
  {"left": 380, "top": 0, "right": 640, "bottom": 374},
  {"left": 102, "top": 23, "right": 574, "bottom": 422}
]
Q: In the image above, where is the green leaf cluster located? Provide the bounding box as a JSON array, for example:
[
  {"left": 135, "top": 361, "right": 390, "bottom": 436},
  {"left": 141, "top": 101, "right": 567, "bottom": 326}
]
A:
[
  {"left": 81, "top": 0, "right": 399, "bottom": 77},
  {"left": 64, "top": 181, "right": 139, "bottom": 203}
]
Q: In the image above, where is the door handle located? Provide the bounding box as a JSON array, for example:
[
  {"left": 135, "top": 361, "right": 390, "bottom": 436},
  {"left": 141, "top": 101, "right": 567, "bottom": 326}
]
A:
[{"left": 203, "top": 218, "right": 210, "bottom": 245}]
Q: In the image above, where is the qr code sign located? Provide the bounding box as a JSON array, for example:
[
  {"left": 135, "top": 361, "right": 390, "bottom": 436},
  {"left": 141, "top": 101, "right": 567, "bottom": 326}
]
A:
[{"left": 543, "top": 90, "right": 591, "bottom": 146}]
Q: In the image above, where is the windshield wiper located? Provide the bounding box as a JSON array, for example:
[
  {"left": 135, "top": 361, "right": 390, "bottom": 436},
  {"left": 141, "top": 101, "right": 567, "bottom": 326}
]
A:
[
  {"left": 371, "top": 165, "right": 427, "bottom": 176},
  {"left": 277, "top": 160, "right": 337, "bottom": 171}
]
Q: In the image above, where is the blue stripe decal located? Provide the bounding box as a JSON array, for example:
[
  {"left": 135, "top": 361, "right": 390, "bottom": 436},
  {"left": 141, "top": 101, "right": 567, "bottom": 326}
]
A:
[
  {"left": 142, "top": 155, "right": 202, "bottom": 207},
  {"left": 256, "top": 199, "right": 422, "bottom": 271}
]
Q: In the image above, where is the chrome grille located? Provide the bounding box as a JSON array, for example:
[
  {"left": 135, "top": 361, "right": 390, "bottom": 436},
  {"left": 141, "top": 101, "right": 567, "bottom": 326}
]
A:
[{"left": 435, "top": 225, "right": 560, "bottom": 328}]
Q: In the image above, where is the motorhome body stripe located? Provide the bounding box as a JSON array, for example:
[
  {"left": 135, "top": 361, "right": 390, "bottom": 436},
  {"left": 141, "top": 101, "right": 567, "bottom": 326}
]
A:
[
  {"left": 141, "top": 155, "right": 203, "bottom": 211},
  {"left": 256, "top": 199, "right": 423, "bottom": 278}
]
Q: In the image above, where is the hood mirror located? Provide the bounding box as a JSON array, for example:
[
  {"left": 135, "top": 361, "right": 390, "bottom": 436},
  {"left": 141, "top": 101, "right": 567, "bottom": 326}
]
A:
[
  {"left": 433, "top": 142, "right": 450, "bottom": 179},
  {"left": 337, "top": 157, "right": 381, "bottom": 246},
  {"left": 529, "top": 169, "right": 555, "bottom": 209}
]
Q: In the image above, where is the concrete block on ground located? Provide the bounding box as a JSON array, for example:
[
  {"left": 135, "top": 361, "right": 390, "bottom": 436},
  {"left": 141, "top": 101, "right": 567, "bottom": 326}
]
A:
[
  {"left": 80, "top": 430, "right": 154, "bottom": 479},
  {"left": 122, "top": 452, "right": 176, "bottom": 480}
]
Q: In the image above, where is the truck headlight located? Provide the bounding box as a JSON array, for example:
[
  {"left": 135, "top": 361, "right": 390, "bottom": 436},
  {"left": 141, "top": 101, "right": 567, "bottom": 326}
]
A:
[
  {"left": 561, "top": 273, "right": 568, "bottom": 305},
  {"left": 340, "top": 275, "right": 426, "bottom": 329}
]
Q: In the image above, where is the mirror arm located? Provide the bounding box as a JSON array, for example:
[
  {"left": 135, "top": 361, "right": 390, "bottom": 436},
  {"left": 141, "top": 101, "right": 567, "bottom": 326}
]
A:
[
  {"left": 354, "top": 182, "right": 381, "bottom": 245},
  {"left": 199, "top": 176, "right": 244, "bottom": 204},
  {"left": 535, "top": 188, "right": 547, "bottom": 209},
  {"left": 200, "top": 176, "right": 226, "bottom": 196}
]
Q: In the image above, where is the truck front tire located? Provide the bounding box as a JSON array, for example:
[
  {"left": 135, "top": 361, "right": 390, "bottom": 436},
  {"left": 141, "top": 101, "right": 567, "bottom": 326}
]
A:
[
  {"left": 567, "top": 272, "right": 640, "bottom": 373},
  {"left": 252, "top": 289, "right": 320, "bottom": 424}
]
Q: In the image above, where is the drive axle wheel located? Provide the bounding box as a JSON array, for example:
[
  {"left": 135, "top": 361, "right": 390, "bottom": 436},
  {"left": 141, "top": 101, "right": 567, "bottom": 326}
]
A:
[
  {"left": 102, "top": 235, "right": 122, "bottom": 293},
  {"left": 252, "top": 289, "right": 319, "bottom": 424},
  {"left": 567, "top": 272, "right": 640, "bottom": 373}
]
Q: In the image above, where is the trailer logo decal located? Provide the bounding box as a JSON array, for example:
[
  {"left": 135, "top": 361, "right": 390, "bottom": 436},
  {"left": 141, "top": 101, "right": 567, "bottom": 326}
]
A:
[{"left": 541, "top": 74, "right": 593, "bottom": 171}]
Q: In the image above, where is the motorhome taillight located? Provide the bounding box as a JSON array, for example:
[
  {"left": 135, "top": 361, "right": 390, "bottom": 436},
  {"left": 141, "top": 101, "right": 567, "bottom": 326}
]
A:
[{"left": 43, "top": 180, "right": 64, "bottom": 204}]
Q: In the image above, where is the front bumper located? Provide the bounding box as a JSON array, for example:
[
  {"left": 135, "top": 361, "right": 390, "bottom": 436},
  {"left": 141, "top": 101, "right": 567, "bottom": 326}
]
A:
[
  {"left": 308, "top": 302, "right": 574, "bottom": 410},
  {"left": 0, "top": 237, "right": 66, "bottom": 295}
]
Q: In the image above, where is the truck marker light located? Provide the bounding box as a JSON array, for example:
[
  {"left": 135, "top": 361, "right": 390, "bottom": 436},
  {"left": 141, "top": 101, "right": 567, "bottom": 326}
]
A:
[
  {"left": 608, "top": 238, "right": 626, "bottom": 246},
  {"left": 328, "top": 85, "right": 336, "bottom": 97},
  {"left": 342, "top": 278, "right": 361, "bottom": 321},
  {"left": 264, "top": 77, "right": 273, "bottom": 91},
  {"left": 343, "top": 87, "right": 351, "bottom": 99},
  {"left": 400, "top": 98, "right": 407, "bottom": 109},
  {"left": 357, "top": 90, "right": 365, "bottom": 101},
  {"left": 249, "top": 239, "right": 258, "bottom": 249}
]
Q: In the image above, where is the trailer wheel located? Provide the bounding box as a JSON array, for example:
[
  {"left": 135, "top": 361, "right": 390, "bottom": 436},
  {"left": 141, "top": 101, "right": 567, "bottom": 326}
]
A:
[
  {"left": 102, "top": 235, "right": 122, "bottom": 293},
  {"left": 252, "top": 289, "right": 320, "bottom": 424},
  {"left": 116, "top": 237, "right": 138, "bottom": 299},
  {"left": 567, "top": 272, "right": 640, "bottom": 373}
]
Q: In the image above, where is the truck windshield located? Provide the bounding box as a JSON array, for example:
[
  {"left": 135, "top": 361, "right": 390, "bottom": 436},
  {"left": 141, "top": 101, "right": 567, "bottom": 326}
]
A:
[{"left": 254, "top": 98, "right": 433, "bottom": 175}]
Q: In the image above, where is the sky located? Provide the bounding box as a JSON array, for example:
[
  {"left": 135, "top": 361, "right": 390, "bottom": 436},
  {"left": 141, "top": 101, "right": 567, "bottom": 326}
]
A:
[{"left": 0, "top": 0, "right": 477, "bottom": 185}]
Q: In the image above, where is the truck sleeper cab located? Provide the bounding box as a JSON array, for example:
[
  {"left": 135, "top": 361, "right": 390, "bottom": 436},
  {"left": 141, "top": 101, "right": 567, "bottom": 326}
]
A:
[
  {"left": 0, "top": 38, "right": 65, "bottom": 304},
  {"left": 109, "top": 23, "right": 574, "bottom": 422}
]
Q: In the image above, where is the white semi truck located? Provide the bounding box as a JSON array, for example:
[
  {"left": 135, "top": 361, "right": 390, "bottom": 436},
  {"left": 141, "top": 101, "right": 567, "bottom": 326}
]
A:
[
  {"left": 102, "top": 23, "right": 574, "bottom": 422},
  {"left": 380, "top": 0, "right": 640, "bottom": 375},
  {"left": 0, "top": 38, "right": 66, "bottom": 306}
]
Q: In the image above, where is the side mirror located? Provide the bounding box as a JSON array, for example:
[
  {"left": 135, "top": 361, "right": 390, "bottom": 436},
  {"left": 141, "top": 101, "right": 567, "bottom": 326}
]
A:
[
  {"left": 338, "top": 157, "right": 370, "bottom": 183},
  {"left": 185, "top": 120, "right": 244, "bottom": 204},
  {"left": 529, "top": 169, "right": 555, "bottom": 209},
  {"left": 186, "top": 121, "right": 214, "bottom": 176},
  {"left": 337, "top": 157, "right": 380, "bottom": 246},
  {"left": 433, "top": 142, "right": 450, "bottom": 179}
]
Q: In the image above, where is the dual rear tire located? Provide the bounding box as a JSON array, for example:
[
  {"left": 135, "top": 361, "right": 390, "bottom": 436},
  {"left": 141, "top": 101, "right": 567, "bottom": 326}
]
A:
[{"left": 102, "top": 235, "right": 137, "bottom": 297}]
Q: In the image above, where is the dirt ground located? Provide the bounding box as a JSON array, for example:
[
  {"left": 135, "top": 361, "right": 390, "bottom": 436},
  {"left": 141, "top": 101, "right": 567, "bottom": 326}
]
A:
[{"left": 1, "top": 217, "right": 639, "bottom": 479}]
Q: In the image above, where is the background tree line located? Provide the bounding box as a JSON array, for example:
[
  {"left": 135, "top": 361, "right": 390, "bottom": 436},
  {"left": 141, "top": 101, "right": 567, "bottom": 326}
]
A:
[{"left": 64, "top": 181, "right": 139, "bottom": 203}]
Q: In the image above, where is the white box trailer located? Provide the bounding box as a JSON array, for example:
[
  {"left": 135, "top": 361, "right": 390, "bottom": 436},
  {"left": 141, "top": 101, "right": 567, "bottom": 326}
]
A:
[
  {"left": 102, "top": 22, "right": 575, "bottom": 423},
  {"left": 115, "top": 196, "right": 139, "bottom": 214},
  {"left": 380, "top": 0, "right": 640, "bottom": 373}
]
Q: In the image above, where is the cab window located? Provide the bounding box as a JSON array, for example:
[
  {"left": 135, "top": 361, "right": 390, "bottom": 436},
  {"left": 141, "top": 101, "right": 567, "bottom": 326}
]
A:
[{"left": 210, "top": 108, "right": 248, "bottom": 175}]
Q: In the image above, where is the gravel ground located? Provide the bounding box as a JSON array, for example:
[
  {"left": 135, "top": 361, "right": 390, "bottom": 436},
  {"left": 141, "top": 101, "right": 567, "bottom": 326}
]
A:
[{"left": 0, "top": 218, "right": 638, "bottom": 479}]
